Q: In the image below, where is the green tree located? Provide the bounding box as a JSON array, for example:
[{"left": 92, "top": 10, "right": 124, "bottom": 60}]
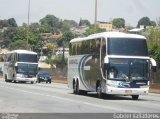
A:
[
  {"left": 112, "top": 18, "right": 125, "bottom": 28},
  {"left": 0, "top": 32, "right": 3, "bottom": 48},
  {"left": 2, "top": 27, "right": 17, "bottom": 48},
  {"left": 28, "top": 32, "right": 43, "bottom": 51},
  {"left": 83, "top": 25, "right": 105, "bottom": 36},
  {"left": 137, "top": 17, "right": 151, "bottom": 28},
  {"left": 13, "top": 25, "right": 27, "bottom": 42},
  {"left": 147, "top": 28, "right": 160, "bottom": 67},
  {"left": 8, "top": 18, "right": 17, "bottom": 27},
  {"left": 0, "top": 18, "right": 17, "bottom": 28},
  {"left": 57, "top": 31, "right": 76, "bottom": 47},
  {"left": 29, "top": 23, "right": 40, "bottom": 33},
  {"left": 0, "top": 20, "right": 9, "bottom": 28},
  {"left": 150, "top": 21, "right": 157, "bottom": 27},
  {"left": 9, "top": 40, "right": 28, "bottom": 50},
  {"left": 79, "top": 19, "right": 91, "bottom": 26},
  {"left": 39, "top": 23, "right": 52, "bottom": 33},
  {"left": 13, "top": 24, "right": 43, "bottom": 51},
  {"left": 61, "top": 20, "right": 78, "bottom": 32},
  {"left": 40, "top": 14, "right": 63, "bottom": 33}
]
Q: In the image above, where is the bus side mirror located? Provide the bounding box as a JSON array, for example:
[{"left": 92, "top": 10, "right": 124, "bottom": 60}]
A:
[
  {"left": 14, "top": 65, "right": 17, "bottom": 71},
  {"left": 9, "top": 62, "right": 14, "bottom": 67},
  {"left": 150, "top": 58, "right": 157, "bottom": 72},
  {"left": 104, "top": 63, "right": 109, "bottom": 70},
  {"left": 103, "top": 57, "right": 109, "bottom": 70}
]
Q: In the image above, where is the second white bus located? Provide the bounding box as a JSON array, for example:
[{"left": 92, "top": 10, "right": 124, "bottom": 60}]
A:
[{"left": 3, "top": 50, "right": 38, "bottom": 84}]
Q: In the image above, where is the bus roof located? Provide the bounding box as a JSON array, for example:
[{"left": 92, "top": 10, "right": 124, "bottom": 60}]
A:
[
  {"left": 7, "top": 50, "right": 37, "bottom": 55},
  {"left": 70, "top": 32, "right": 146, "bottom": 43}
]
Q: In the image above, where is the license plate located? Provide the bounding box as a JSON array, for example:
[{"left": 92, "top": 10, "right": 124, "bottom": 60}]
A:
[{"left": 125, "top": 90, "right": 132, "bottom": 94}]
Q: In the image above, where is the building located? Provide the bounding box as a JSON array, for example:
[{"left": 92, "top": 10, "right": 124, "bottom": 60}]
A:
[
  {"left": 55, "top": 47, "right": 69, "bottom": 58},
  {"left": 0, "top": 27, "right": 8, "bottom": 33},
  {"left": 41, "top": 33, "right": 63, "bottom": 42},
  {"left": 97, "top": 22, "right": 112, "bottom": 31},
  {"left": 128, "top": 26, "right": 145, "bottom": 34},
  {"left": 71, "top": 26, "right": 89, "bottom": 35}
]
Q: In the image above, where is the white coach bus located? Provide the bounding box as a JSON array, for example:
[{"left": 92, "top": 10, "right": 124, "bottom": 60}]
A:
[
  {"left": 3, "top": 50, "right": 38, "bottom": 84},
  {"left": 68, "top": 32, "right": 157, "bottom": 100}
]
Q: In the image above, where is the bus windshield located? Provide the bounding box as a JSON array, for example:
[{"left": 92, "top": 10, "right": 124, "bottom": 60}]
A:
[
  {"left": 18, "top": 54, "right": 37, "bottom": 63},
  {"left": 16, "top": 63, "right": 38, "bottom": 74},
  {"left": 108, "top": 38, "right": 148, "bottom": 56},
  {"left": 108, "top": 58, "right": 150, "bottom": 81}
]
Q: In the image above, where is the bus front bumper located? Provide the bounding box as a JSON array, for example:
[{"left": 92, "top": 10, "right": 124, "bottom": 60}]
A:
[
  {"left": 15, "top": 77, "right": 37, "bottom": 82},
  {"left": 106, "top": 86, "right": 149, "bottom": 95}
]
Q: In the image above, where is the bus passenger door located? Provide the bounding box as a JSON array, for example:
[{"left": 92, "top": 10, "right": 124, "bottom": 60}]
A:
[
  {"left": 99, "top": 38, "right": 107, "bottom": 91},
  {"left": 8, "top": 54, "right": 15, "bottom": 80},
  {"left": 82, "top": 39, "right": 102, "bottom": 91}
]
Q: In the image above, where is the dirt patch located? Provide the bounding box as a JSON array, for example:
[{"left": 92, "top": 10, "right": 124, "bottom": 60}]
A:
[
  {"left": 52, "top": 76, "right": 67, "bottom": 84},
  {"left": 149, "top": 83, "right": 160, "bottom": 94},
  {"left": 149, "top": 88, "right": 160, "bottom": 93}
]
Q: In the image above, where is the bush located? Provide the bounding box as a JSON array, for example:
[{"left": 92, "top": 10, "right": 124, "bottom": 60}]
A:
[{"left": 45, "top": 55, "right": 68, "bottom": 70}]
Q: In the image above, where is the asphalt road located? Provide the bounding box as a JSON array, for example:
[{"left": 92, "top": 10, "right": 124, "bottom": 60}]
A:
[{"left": 0, "top": 78, "right": 160, "bottom": 118}]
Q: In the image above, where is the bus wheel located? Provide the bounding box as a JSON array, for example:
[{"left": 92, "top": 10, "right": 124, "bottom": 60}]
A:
[
  {"left": 96, "top": 82, "right": 103, "bottom": 98},
  {"left": 132, "top": 95, "right": 139, "bottom": 100},
  {"left": 5, "top": 75, "right": 11, "bottom": 82},
  {"left": 76, "top": 81, "right": 80, "bottom": 94},
  {"left": 31, "top": 81, "right": 34, "bottom": 84},
  {"left": 73, "top": 80, "right": 76, "bottom": 94},
  {"left": 76, "top": 81, "right": 82, "bottom": 95},
  {"left": 38, "top": 80, "right": 41, "bottom": 83},
  {"left": 5, "top": 75, "right": 8, "bottom": 82}
]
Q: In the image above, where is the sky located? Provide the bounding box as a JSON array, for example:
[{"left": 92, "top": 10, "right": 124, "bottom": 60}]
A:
[{"left": 0, "top": 0, "right": 160, "bottom": 27}]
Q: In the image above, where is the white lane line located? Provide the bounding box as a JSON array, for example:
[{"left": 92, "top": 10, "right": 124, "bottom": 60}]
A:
[
  {"left": 0, "top": 85, "right": 123, "bottom": 112},
  {"left": 0, "top": 81, "right": 69, "bottom": 91},
  {"left": 0, "top": 80, "right": 68, "bottom": 90}
]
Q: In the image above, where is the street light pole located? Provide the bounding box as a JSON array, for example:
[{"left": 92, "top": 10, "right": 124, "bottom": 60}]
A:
[
  {"left": 94, "top": 0, "right": 97, "bottom": 33},
  {"left": 27, "top": 0, "right": 30, "bottom": 50}
]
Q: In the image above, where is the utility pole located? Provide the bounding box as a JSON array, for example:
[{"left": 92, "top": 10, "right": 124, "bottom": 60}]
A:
[
  {"left": 94, "top": 0, "right": 97, "bottom": 33},
  {"left": 27, "top": 0, "right": 30, "bottom": 50}
]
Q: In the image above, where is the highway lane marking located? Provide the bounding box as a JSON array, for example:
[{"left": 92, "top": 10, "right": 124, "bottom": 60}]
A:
[
  {"left": 0, "top": 83, "right": 71, "bottom": 97},
  {"left": 0, "top": 84, "right": 124, "bottom": 112},
  {"left": 0, "top": 80, "right": 69, "bottom": 90},
  {"left": 0, "top": 79, "right": 68, "bottom": 90}
]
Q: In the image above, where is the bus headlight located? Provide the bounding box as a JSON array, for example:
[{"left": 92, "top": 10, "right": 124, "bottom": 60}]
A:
[
  {"left": 107, "top": 80, "right": 118, "bottom": 87},
  {"left": 16, "top": 74, "right": 24, "bottom": 78},
  {"left": 107, "top": 82, "right": 118, "bottom": 87}
]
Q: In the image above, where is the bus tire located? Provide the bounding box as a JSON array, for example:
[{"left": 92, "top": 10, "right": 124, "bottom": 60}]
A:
[
  {"left": 5, "top": 75, "right": 11, "bottom": 82},
  {"left": 75, "top": 81, "right": 83, "bottom": 95},
  {"left": 96, "top": 81, "right": 103, "bottom": 98},
  {"left": 132, "top": 95, "right": 139, "bottom": 100},
  {"left": 5, "top": 75, "right": 7, "bottom": 82},
  {"left": 73, "top": 80, "right": 76, "bottom": 94}
]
